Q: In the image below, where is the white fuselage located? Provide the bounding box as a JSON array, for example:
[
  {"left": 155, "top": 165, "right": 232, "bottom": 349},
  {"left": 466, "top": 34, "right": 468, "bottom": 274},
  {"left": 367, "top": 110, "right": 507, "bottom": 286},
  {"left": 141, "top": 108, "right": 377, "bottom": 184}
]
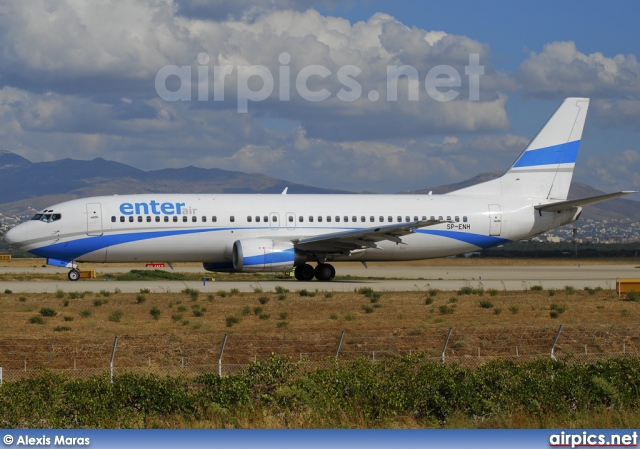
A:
[{"left": 6, "top": 193, "right": 578, "bottom": 268}]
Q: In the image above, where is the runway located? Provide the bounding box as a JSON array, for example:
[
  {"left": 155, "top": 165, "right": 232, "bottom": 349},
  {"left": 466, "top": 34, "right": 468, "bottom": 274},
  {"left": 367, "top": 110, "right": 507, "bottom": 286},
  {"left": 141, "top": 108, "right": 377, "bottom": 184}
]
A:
[{"left": 0, "top": 263, "right": 636, "bottom": 293}]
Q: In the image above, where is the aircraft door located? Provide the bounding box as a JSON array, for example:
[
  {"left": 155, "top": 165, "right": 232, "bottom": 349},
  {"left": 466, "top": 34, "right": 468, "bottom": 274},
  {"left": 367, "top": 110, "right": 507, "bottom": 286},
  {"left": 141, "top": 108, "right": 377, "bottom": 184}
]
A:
[
  {"left": 86, "top": 202, "right": 103, "bottom": 236},
  {"left": 269, "top": 212, "right": 280, "bottom": 230},
  {"left": 488, "top": 204, "right": 502, "bottom": 236}
]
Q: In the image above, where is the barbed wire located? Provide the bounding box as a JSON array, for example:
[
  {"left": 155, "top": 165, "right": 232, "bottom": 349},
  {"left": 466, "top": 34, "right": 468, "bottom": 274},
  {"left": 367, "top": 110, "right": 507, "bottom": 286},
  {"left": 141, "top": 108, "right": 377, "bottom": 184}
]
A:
[{"left": 0, "top": 324, "right": 638, "bottom": 382}]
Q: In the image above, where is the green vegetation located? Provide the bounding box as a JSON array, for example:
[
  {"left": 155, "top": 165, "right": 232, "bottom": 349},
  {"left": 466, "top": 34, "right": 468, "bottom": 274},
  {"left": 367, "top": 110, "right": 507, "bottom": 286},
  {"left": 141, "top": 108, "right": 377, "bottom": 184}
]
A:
[
  {"left": 115, "top": 269, "right": 190, "bottom": 281},
  {"left": 136, "top": 294, "right": 147, "bottom": 304},
  {"left": 108, "top": 310, "right": 124, "bottom": 323},
  {"left": 438, "top": 305, "right": 456, "bottom": 315},
  {"left": 149, "top": 306, "right": 161, "bottom": 320},
  {"left": 479, "top": 300, "right": 494, "bottom": 309},
  {"left": 39, "top": 307, "right": 57, "bottom": 317},
  {"left": 2, "top": 356, "right": 640, "bottom": 428},
  {"left": 28, "top": 316, "right": 45, "bottom": 325},
  {"left": 530, "top": 285, "right": 543, "bottom": 291},
  {"left": 225, "top": 316, "right": 240, "bottom": 327},
  {"left": 258, "top": 296, "right": 270, "bottom": 305}
]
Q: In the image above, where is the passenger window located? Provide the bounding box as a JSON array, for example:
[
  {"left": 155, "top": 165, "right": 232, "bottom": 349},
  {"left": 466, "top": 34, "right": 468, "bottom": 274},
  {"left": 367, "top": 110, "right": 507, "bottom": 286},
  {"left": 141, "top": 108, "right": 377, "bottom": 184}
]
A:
[
  {"left": 256, "top": 216, "right": 260, "bottom": 222},
  {"left": 327, "top": 216, "right": 331, "bottom": 222},
  {"left": 138, "top": 216, "right": 143, "bottom": 223},
  {"left": 173, "top": 216, "right": 178, "bottom": 222},
  {"left": 421, "top": 216, "right": 426, "bottom": 221},
  {"left": 230, "top": 216, "right": 235, "bottom": 222},
  {"left": 155, "top": 216, "right": 160, "bottom": 222},
  {"left": 183, "top": 216, "right": 188, "bottom": 222},
  {"left": 405, "top": 216, "right": 410, "bottom": 222},
  {"left": 318, "top": 216, "right": 322, "bottom": 222},
  {"left": 379, "top": 216, "right": 384, "bottom": 222},
  {"left": 397, "top": 216, "right": 402, "bottom": 222},
  {"left": 446, "top": 216, "right": 451, "bottom": 221},
  {"left": 352, "top": 216, "right": 357, "bottom": 222},
  {"left": 247, "top": 216, "right": 252, "bottom": 222},
  {"left": 309, "top": 216, "right": 314, "bottom": 222},
  {"left": 263, "top": 216, "right": 268, "bottom": 222},
  {"left": 120, "top": 216, "right": 125, "bottom": 223},
  {"left": 430, "top": 216, "right": 435, "bottom": 221},
  {"left": 360, "top": 216, "right": 365, "bottom": 222},
  {"left": 212, "top": 216, "right": 217, "bottom": 222},
  {"left": 388, "top": 216, "right": 392, "bottom": 222},
  {"left": 164, "top": 216, "right": 169, "bottom": 222},
  {"left": 202, "top": 216, "right": 206, "bottom": 222},
  {"left": 299, "top": 216, "right": 303, "bottom": 222},
  {"left": 335, "top": 216, "right": 340, "bottom": 222},
  {"left": 463, "top": 216, "right": 468, "bottom": 223},
  {"left": 272, "top": 216, "right": 277, "bottom": 222},
  {"left": 289, "top": 216, "right": 294, "bottom": 222},
  {"left": 438, "top": 216, "right": 443, "bottom": 221},
  {"left": 111, "top": 216, "right": 116, "bottom": 222},
  {"left": 129, "top": 216, "right": 134, "bottom": 223},
  {"left": 192, "top": 216, "right": 197, "bottom": 222},
  {"left": 455, "top": 216, "right": 459, "bottom": 222},
  {"left": 414, "top": 216, "right": 418, "bottom": 221},
  {"left": 146, "top": 216, "right": 151, "bottom": 222}
]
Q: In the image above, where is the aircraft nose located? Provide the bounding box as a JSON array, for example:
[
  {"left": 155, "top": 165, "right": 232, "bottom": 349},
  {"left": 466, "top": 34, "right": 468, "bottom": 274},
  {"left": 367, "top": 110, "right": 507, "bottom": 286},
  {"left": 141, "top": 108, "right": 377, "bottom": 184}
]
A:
[{"left": 4, "top": 224, "right": 26, "bottom": 246}]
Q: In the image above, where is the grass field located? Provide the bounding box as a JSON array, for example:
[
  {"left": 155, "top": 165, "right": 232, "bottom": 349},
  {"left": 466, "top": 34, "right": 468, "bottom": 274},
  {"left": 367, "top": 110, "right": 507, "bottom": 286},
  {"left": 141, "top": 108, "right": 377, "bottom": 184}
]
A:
[{"left": 2, "top": 281, "right": 640, "bottom": 429}]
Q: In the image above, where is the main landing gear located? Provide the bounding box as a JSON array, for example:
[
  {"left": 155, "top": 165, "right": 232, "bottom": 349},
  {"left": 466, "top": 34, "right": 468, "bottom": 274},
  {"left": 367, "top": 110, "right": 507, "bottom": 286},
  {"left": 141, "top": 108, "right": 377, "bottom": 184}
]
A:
[
  {"left": 68, "top": 268, "right": 80, "bottom": 281},
  {"left": 294, "top": 263, "right": 336, "bottom": 282}
]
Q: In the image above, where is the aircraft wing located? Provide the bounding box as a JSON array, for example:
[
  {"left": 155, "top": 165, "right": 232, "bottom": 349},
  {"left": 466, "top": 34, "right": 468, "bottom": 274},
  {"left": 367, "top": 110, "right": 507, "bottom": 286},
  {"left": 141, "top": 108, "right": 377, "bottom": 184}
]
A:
[
  {"left": 293, "top": 219, "right": 445, "bottom": 253},
  {"left": 534, "top": 191, "right": 637, "bottom": 213}
]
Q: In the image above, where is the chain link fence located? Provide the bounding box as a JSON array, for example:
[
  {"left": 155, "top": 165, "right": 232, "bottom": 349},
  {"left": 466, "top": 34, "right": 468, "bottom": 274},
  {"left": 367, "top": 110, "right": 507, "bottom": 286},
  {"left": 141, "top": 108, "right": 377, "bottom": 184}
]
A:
[{"left": 1, "top": 323, "right": 639, "bottom": 382}]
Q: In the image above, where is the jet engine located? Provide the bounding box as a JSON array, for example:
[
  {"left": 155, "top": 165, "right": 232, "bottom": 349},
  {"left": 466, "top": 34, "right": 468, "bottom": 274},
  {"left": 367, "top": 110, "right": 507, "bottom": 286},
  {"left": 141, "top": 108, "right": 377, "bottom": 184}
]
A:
[{"left": 232, "top": 238, "right": 306, "bottom": 272}]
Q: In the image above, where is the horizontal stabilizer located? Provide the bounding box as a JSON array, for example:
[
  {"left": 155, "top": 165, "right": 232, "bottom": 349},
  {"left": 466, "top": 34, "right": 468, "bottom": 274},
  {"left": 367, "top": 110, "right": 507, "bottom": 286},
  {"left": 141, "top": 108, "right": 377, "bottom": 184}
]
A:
[{"left": 534, "top": 191, "right": 637, "bottom": 212}]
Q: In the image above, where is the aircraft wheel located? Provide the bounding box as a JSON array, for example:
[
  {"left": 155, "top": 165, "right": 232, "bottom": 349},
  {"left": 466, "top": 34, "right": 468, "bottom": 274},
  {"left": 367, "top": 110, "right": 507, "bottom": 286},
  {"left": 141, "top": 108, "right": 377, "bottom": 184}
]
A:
[
  {"left": 294, "top": 263, "right": 315, "bottom": 281},
  {"left": 68, "top": 269, "right": 80, "bottom": 281},
  {"left": 314, "top": 263, "right": 336, "bottom": 282}
]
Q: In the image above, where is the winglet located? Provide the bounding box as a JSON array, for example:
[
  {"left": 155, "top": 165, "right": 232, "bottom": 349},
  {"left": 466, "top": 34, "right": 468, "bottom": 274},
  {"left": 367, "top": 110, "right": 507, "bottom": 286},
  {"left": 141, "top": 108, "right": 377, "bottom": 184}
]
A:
[{"left": 281, "top": 187, "right": 288, "bottom": 195}]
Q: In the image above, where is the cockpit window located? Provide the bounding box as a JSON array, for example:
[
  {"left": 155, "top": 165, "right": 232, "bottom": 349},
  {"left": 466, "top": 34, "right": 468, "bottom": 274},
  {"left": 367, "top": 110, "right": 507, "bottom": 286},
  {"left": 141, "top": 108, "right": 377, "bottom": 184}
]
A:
[{"left": 31, "top": 213, "right": 61, "bottom": 223}]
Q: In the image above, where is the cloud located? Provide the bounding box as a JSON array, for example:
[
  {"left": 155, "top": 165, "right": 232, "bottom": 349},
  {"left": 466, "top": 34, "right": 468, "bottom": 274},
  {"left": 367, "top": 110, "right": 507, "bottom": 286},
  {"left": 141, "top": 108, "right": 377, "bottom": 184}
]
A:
[
  {"left": 2, "top": 3, "right": 635, "bottom": 193},
  {"left": 517, "top": 41, "right": 640, "bottom": 98}
]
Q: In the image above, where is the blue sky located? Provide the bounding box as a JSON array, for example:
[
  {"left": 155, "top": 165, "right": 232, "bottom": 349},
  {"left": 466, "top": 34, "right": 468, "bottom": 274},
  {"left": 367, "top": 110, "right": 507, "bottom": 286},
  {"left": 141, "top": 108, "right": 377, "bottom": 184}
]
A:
[{"left": 0, "top": 0, "right": 638, "bottom": 195}]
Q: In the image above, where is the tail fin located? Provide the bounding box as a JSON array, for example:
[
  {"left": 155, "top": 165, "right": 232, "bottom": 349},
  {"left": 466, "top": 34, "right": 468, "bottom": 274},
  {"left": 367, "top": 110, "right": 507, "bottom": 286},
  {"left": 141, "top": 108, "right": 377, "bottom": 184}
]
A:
[{"left": 449, "top": 97, "right": 590, "bottom": 200}]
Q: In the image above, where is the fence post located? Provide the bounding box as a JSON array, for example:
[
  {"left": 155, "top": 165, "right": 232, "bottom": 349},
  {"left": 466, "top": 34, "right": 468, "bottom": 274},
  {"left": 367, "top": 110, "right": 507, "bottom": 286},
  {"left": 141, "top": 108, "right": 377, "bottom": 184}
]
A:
[
  {"left": 441, "top": 328, "right": 452, "bottom": 365},
  {"left": 165, "top": 335, "right": 172, "bottom": 359},
  {"left": 110, "top": 336, "right": 118, "bottom": 385},
  {"left": 335, "top": 331, "right": 345, "bottom": 358},
  {"left": 0, "top": 367, "right": 2, "bottom": 386},
  {"left": 550, "top": 324, "right": 563, "bottom": 361},
  {"left": 218, "top": 334, "right": 227, "bottom": 377}
]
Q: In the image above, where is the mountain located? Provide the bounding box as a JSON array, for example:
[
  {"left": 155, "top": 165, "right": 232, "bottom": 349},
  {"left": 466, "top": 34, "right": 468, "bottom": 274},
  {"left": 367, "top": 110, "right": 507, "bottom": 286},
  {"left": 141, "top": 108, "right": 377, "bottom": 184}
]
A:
[
  {"left": 414, "top": 172, "right": 640, "bottom": 221},
  {"left": 1, "top": 151, "right": 637, "bottom": 221},
  {"left": 0, "top": 151, "right": 348, "bottom": 216}
]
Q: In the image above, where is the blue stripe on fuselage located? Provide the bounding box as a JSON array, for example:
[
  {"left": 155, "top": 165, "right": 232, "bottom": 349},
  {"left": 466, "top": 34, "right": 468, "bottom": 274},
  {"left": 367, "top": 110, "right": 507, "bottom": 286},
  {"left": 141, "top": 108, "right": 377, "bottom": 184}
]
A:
[
  {"left": 30, "top": 228, "right": 230, "bottom": 260},
  {"left": 415, "top": 229, "right": 510, "bottom": 249},
  {"left": 513, "top": 140, "right": 580, "bottom": 168}
]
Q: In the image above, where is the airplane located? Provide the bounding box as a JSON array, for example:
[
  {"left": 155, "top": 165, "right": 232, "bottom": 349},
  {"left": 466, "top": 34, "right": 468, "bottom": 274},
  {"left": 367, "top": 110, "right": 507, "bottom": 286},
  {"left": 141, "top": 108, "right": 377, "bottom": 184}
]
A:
[{"left": 3, "top": 97, "right": 636, "bottom": 282}]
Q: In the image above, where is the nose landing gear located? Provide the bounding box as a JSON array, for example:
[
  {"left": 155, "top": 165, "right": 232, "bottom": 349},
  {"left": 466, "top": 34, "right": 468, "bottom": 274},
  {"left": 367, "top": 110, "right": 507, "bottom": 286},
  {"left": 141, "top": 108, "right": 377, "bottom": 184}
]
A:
[{"left": 68, "top": 269, "right": 80, "bottom": 281}]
